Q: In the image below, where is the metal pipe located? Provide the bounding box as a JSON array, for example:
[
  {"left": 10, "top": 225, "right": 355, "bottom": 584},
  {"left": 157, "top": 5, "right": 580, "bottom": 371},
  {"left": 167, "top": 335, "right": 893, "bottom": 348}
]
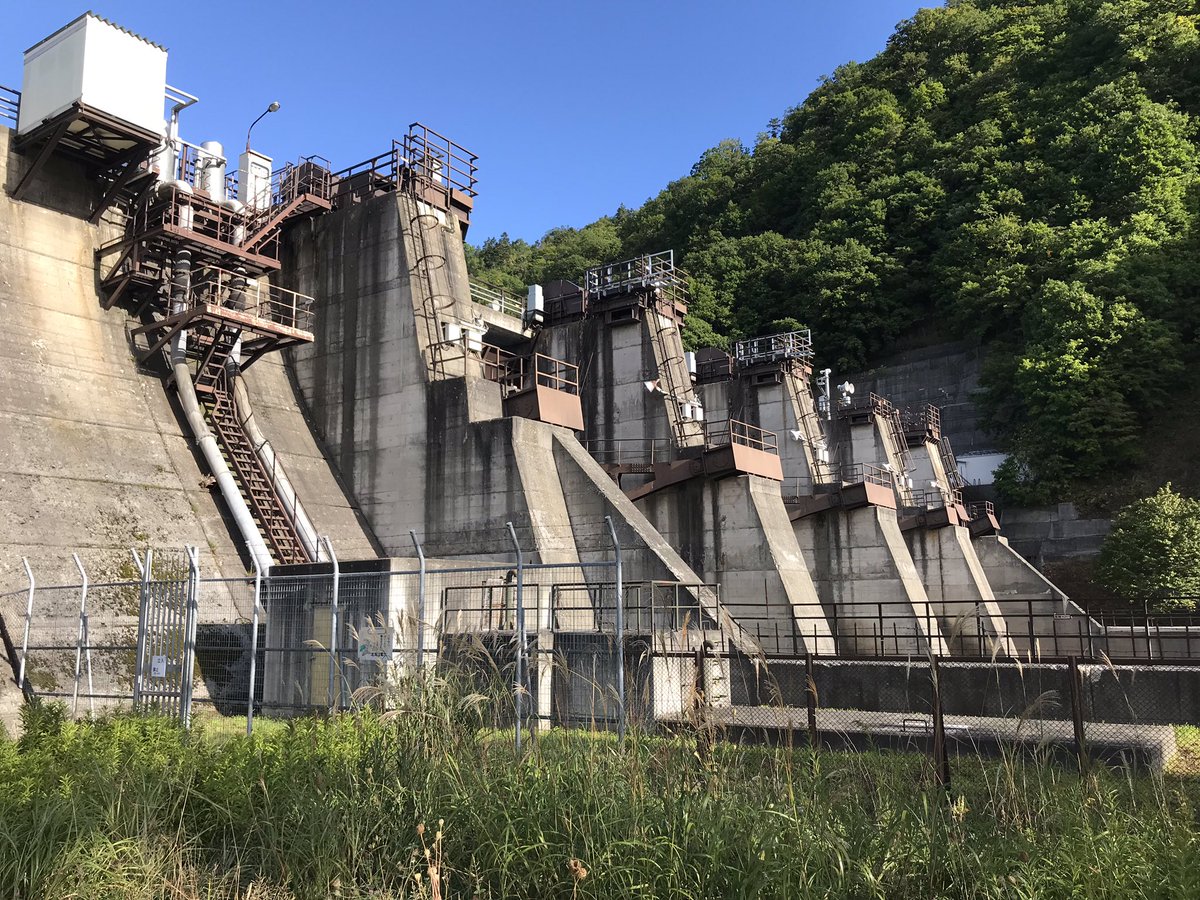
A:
[
  {"left": 169, "top": 251, "right": 274, "bottom": 574},
  {"left": 605, "top": 516, "right": 625, "bottom": 743},
  {"left": 18, "top": 558, "right": 33, "bottom": 699},
  {"left": 246, "top": 557, "right": 263, "bottom": 736},
  {"left": 322, "top": 536, "right": 340, "bottom": 712},
  {"left": 506, "top": 522, "right": 525, "bottom": 752},
  {"left": 411, "top": 530, "right": 427, "bottom": 672},
  {"left": 228, "top": 365, "right": 319, "bottom": 560},
  {"left": 181, "top": 547, "right": 201, "bottom": 727},
  {"left": 71, "top": 554, "right": 89, "bottom": 716},
  {"left": 131, "top": 548, "right": 152, "bottom": 709}
]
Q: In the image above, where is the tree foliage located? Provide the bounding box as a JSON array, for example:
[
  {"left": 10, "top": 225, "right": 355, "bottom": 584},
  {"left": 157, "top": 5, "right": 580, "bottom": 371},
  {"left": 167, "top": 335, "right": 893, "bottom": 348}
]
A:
[
  {"left": 468, "top": 0, "right": 1200, "bottom": 502},
  {"left": 1098, "top": 484, "right": 1200, "bottom": 611}
]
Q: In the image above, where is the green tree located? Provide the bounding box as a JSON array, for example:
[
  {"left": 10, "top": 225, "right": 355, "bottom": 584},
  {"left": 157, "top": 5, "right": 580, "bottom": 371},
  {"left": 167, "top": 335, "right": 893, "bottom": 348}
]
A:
[{"left": 1098, "top": 484, "right": 1200, "bottom": 612}]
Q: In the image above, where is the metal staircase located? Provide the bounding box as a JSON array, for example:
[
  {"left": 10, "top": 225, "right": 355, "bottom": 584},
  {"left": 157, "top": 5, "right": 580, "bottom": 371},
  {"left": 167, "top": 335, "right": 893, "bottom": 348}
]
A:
[{"left": 206, "top": 367, "right": 308, "bottom": 565}]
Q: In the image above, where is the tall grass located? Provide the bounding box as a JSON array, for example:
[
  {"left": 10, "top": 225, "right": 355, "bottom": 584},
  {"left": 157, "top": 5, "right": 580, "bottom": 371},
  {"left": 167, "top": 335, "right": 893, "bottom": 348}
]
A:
[{"left": 1, "top": 678, "right": 1199, "bottom": 899}]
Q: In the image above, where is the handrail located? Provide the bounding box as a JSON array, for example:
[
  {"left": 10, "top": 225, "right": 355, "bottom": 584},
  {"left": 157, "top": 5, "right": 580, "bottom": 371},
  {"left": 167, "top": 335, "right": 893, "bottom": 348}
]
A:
[
  {"left": 0, "top": 84, "right": 19, "bottom": 127},
  {"left": 189, "top": 264, "right": 315, "bottom": 333},
  {"left": 469, "top": 279, "right": 524, "bottom": 319}
]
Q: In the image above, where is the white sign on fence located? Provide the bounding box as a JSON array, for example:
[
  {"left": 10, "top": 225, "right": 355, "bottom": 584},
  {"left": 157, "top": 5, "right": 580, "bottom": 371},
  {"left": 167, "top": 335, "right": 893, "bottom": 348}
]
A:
[
  {"left": 150, "top": 655, "right": 168, "bottom": 678},
  {"left": 357, "top": 627, "right": 394, "bottom": 662}
]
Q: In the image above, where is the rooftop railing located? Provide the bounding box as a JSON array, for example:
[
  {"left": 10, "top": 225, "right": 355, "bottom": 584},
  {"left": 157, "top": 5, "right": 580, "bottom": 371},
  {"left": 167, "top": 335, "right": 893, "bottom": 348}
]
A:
[
  {"left": 0, "top": 84, "right": 19, "bottom": 127},
  {"left": 403, "top": 122, "right": 478, "bottom": 200},
  {"left": 734, "top": 329, "right": 813, "bottom": 367},
  {"left": 584, "top": 250, "right": 689, "bottom": 307}
]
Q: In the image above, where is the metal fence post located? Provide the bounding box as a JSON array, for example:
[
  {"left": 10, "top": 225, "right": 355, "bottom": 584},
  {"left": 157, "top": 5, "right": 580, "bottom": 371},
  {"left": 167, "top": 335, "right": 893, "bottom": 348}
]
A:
[
  {"left": 605, "top": 516, "right": 625, "bottom": 744},
  {"left": 18, "top": 558, "right": 34, "bottom": 701},
  {"left": 506, "top": 521, "right": 525, "bottom": 752},
  {"left": 1068, "top": 655, "right": 1089, "bottom": 775},
  {"left": 70, "top": 554, "right": 90, "bottom": 716},
  {"left": 410, "top": 530, "right": 427, "bottom": 673},
  {"left": 930, "top": 655, "right": 951, "bottom": 792},
  {"left": 805, "top": 652, "right": 818, "bottom": 747},
  {"left": 131, "top": 549, "right": 153, "bottom": 709},
  {"left": 246, "top": 558, "right": 263, "bottom": 736},
  {"left": 322, "top": 536, "right": 340, "bottom": 713},
  {"left": 180, "top": 546, "right": 201, "bottom": 728}
]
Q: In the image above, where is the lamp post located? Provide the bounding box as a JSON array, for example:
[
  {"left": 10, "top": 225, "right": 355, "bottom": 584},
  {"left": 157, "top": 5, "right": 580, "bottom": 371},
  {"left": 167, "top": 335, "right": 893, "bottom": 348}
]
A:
[{"left": 245, "top": 101, "right": 280, "bottom": 153}]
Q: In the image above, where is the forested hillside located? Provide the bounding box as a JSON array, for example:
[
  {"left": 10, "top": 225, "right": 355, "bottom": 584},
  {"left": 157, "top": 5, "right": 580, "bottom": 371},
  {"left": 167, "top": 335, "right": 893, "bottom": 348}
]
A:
[{"left": 467, "top": 0, "right": 1200, "bottom": 504}]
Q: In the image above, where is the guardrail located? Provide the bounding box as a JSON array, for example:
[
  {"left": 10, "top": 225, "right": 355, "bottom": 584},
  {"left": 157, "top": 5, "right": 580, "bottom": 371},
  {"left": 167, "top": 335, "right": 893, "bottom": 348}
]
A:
[
  {"left": 469, "top": 280, "right": 524, "bottom": 319},
  {"left": 330, "top": 142, "right": 403, "bottom": 205},
  {"left": 705, "top": 418, "right": 779, "bottom": 454},
  {"left": 0, "top": 84, "right": 19, "bottom": 127},
  {"left": 696, "top": 354, "right": 734, "bottom": 383},
  {"left": 902, "top": 487, "right": 963, "bottom": 512},
  {"left": 272, "top": 155, "right": 333, "bottom": 207},
  {"left": 189, "top": 265, "right": 315, "bottom": 333},
  {"left": 404, "top": 121, "right": 478, "bottom": 200},
  {"left": 582, "top": 438, "right": 676, "bottom": 467}
]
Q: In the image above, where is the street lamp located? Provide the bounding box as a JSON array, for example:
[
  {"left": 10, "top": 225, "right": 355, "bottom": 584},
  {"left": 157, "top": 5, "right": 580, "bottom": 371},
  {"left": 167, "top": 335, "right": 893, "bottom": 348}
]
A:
[{"left": 245, "top": 101, "right": 281, "bottom": 153}]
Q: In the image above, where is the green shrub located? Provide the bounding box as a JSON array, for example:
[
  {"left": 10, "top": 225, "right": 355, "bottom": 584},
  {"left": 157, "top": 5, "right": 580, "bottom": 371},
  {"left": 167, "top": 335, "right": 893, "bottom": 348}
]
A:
[{"left": 1098, "top": 483, "right": 1200, "bottom": 611}]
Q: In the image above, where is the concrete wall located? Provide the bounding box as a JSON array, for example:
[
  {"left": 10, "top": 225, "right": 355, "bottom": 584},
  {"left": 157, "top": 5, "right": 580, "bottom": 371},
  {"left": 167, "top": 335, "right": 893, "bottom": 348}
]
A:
[
  {"left": 636, "top": 475, "right": 834, "bottom": 655},
  {"left": 794, "top": 506, "right": 945, "bottom": 656},
  {"left": 542, "top": 315, "right": 691, "bottom": 452},
  {"left": 904, "top": 525, "right": 1014, "bottom": 655},
  {"left": 0, "top": 125, "right": 248, "bottom": 586},
  {"left": 1000, "top": 503, "right": 1111, "bottom": 564},
  {"left": 848, "top": 340, "right": 991, "bottom": 455}
]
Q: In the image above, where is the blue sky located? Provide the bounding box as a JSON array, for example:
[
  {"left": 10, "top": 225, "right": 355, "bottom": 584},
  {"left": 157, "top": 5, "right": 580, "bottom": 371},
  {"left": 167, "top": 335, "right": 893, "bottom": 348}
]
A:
[{"left": 3, "top": 1, "right": 930, "bottom": 243}]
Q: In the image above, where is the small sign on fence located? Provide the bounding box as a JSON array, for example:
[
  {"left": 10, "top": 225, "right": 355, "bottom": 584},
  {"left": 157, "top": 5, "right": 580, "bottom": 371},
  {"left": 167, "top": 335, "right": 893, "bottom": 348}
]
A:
[
  {"left": 357, "top": 627, "right": 394, "bottom": 662},
  {"left": 150, "top": 655, "right": 168, "bottom": 679}
]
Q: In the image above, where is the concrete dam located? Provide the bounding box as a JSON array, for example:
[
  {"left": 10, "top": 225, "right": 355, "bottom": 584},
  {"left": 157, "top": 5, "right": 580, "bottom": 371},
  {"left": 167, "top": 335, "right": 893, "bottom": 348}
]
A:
[{"left": 4, "top": 13, "right": 1152, "bottom": 731}]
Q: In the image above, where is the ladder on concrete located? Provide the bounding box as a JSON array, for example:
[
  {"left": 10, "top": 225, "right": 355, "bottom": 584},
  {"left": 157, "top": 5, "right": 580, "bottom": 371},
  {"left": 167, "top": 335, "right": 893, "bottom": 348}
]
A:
[
  {"left": 646, "top": 310, "right": 702, "bottom": 448},
  {"left": 783, "top": 368, "right": 834, "bottom": 483},
  {"left": 192, "top": 323, "right": 241, "bottom": 395},
  {"left": 206, "top": 367, "right": 309, "bottom": 566}
]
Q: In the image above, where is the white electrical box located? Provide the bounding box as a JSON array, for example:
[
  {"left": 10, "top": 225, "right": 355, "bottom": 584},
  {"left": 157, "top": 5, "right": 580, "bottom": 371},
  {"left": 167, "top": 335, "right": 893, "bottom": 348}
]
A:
[{"left": 18, "top": 14, "right": 167, "bottom": 137}]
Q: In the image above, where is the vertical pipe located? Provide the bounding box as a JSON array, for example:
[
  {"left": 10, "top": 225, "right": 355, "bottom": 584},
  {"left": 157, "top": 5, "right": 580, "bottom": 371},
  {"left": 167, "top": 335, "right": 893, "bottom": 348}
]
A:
[
  {"left": 805, "top": 652, "right": 818, "bottom": 746},
  {"left": 246, "top": 558, "right": 263, "bottom": 736},
  {"left": 1068, "top": 655, "right": 1089, "bottom": 775},
  {"left": 506, "top": 522, "right": 525, "bottom": 752},
  {"left": 71, "top": 553, "right": 88, "bottom": 717},
  {"left": 605, "top": 516, "right": 625, "bottom": 744},
  {"left": 411, "top": 530, "right": 426, "bottom": 672},
  {"left": 18, "top": 558, "right": 33, "bottom": 699},
  {"left": 181, "top": 547, "right": 201, "bottom": 728},
  {"left": 322, "top": 536, "right": 340, "bottom": 712},
  {"left": 930, "top": 655, "right": 951, "bottom": 792},
  {"left": 131, "top": 549, "right": 151, "bottom": 709},
  {"left": 73, "top": 554, "right": 95, "bottom": 715}
]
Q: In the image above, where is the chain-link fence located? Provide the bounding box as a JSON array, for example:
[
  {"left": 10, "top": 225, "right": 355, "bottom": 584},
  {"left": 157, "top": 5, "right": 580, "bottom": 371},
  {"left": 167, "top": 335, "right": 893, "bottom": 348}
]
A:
[
  {"left": 692, "top": 650, "right": 1200, "bottom": 778},
  {"left": 5, "top": 532, "right": 1200, "bottom": 775}
]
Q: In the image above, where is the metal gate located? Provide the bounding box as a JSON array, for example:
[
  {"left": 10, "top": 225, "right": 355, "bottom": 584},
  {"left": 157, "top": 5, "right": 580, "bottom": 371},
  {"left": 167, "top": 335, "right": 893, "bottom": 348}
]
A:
[{"left": 130, "top": 548, "right": 198, "bottom": 721}]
